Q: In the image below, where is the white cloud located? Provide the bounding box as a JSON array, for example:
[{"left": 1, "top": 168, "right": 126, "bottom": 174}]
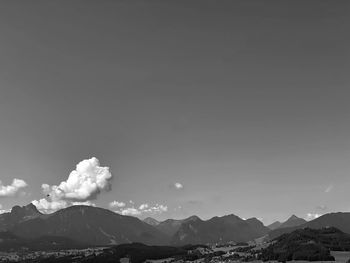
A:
[
  {"left": 0, "top": 179, "right": 27, "bottom": 197},
  {"left": 139, "top": 203, "right": 149, "bottom": 210},
  {"left": 306, "top": 213, "right": 322, "bottom": 220},
  {"left": 32, "top": 199, "right": 68, "bottom": 214},
  {"left": 174, "top": 182, "right": 184, "bottom": 189},
  {"left": 42, "top": 157, "right": 112, "bottom": 201},
  {"left": 32, "top": 199, "right": 96, "bottom": 214},
  {"left": 120, "top": 207, "right": 142, "bottom": 216},
  {"left": 109, "top": 200, "right": 126, "bottom": 208},
  {"left": 114, "top": 202, "right": 168, "bottom": 217},
  {"left": 71, "top": 201, "right": 96, "bottom": 206},
  {"left": 0, "top": 209, "right": 8, "bottom": 214},
  {"left": 32, "top": 157, "right": 113, "bottom": 213}
]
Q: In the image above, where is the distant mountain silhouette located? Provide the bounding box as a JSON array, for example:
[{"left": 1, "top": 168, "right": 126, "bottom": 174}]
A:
[
  {"left": 6, "top": 203, "right": 350, "bottom": 249},
  {"left": 171, "top": 214, "right": 269, "bottom": 245},
  {"left": 269, "top": 212, "right": 350, "bottom": 239},
  {"left": 150, "top": 216, "right": 201, "bottom": 237},
  {"left": 278, "top": 214, "right": 307, "bottom": 229},
  {"left": 10, "top": 205, "right": 168, "bottom": 246},
  {"left": 267, "top": 221, "right": 282, "bottom": 230}
]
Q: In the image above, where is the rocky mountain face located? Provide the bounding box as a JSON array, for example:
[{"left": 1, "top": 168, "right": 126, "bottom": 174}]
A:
[{"left": 0, "top": 203, "right": 42, "bottom": 231}]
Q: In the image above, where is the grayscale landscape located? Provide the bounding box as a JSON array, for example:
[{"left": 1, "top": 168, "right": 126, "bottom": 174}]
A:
[{"left": 0, "top": 0, "right": 349, "bottom": 262}]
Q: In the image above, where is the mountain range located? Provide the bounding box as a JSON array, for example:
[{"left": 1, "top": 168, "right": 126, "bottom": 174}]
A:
[
  {"left": 1, "top": 203, "right": 350, "bottom": 250},
  {"left": 269, "top": 212, "right": 350, "bottom": 239},
  {"left": 267, "top": 214, "right": 307, "bottom": 230}
]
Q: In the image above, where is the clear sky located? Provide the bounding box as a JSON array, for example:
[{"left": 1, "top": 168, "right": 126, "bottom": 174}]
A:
[{"left": 0, "top": 0, "right": 349, "bottom": 224}]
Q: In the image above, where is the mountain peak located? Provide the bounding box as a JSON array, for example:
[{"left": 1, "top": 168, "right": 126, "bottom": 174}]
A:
[
  {"left": 11, "top": 203, "right": 41, "bottom": 217},
  {"left": 267, "top": 221, "right": 282, "bottom": 230},
  {"left": 184, "top": 215, "right": 201, "bottom": 222},
  {"left": 288, "top": 214, "right": 300, "bottom": 221},
  {"left": 143, "top": 217, "right": 160, "bottom": 226},
  {"left": 276, "top": 214, "right": 307, "bottom": 230}
]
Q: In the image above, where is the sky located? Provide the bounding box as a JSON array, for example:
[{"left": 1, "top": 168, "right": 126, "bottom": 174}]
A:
[{"left": 0, "top": 0, "right": 349, "bottom": 225}]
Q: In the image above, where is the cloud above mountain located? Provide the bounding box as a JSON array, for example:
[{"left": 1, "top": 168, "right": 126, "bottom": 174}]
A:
[
  {"left": 0, "top": 179, "right": 27, "bottom": 197},
  {"left": 42, "top": 157, "right": 112, "bottom": 201},
  {"left": 32, "top": 157, "right": 112, "bottom": 213},
  {"left": 306, "top": 213, "right": 322, "bottom": 220},
  {"left": 112, "top": 201, "right": 168, "bottom": 217},
  {"left": 109, "top": 200, "right": 126, "bottom": 208}
]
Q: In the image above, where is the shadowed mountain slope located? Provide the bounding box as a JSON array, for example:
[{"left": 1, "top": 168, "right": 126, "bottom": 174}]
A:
[
  {"left": 261, "top": 227, "right": 350, "bottom": 262},
  {"left": 278, "top": 215, "right": 307, "bottom": 229},
  {"left": 171, "top": 214, "right": 269, "bottom": 245},
  {"left": 10, "top": 205, "right": 169, "bottom": 246},
  {"left": 267, "top": 221, "right": 282, "bottom": 230},
  {"left": 152, "top": 216, "right": 201, "bottom": 237}
]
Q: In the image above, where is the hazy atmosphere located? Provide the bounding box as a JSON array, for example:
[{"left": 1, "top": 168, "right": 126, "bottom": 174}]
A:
[{"left": 1, "top": 0, "right": 350, "bottom": 226}]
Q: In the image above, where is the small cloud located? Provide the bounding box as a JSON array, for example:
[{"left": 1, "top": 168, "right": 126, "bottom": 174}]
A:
[
  {"left": 173, "top": 182, "right": 184, "bottom": 190},
  {"left": 109, "top": 201, "right": 126, "bottom": 208},
  {"left": 325, "top": 184, "right": 333, "bottom": 193},
  {"left": 119, "top": 207, "right": 142, "bottom": 216},
  {"left": 139, "top": 203, "right": 149, "bottom": 210},
  {"left": 306, "top": 213, "right": 322, "bottom": 221},
  {"left": 71, "top": 201, "right": 96, "bottom": 206},
  {"left": 0, "top": 179, "right": 27, "bottom": 197},
  {"left": 114, "top": 203, "right": 168, "bottom": 217}
]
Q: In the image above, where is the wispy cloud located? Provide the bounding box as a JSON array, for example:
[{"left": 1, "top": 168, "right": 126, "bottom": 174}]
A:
[
  {"left": 324, "top": 184, "right": 333, "bottom": 193},
  {"left": 170, "top": 182, "right": 184, "bottom": 190},
  {"left": 0, "top": 179, "right": 27, "bottom": 197}
]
